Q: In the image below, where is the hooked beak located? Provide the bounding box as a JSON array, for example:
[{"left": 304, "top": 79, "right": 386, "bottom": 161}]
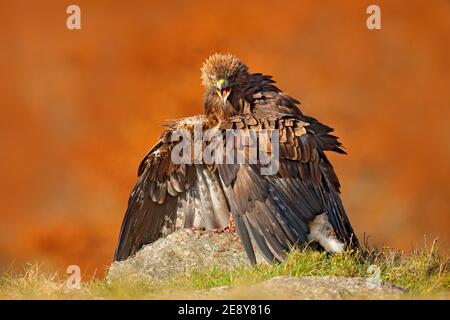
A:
[{"left": 216, "top": 79, "right": 231, "bottom": 103}]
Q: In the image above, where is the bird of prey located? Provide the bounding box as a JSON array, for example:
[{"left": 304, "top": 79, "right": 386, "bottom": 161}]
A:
[{"left": 114, "top": 53, "right": 359, "bottom": 264}]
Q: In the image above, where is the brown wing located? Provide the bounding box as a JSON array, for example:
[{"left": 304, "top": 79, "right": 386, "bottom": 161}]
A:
[
  {"left": 115, "top": 113, "right": 358, "bottom": 264},
  {"left": 238, "top": 73, "right": 303, "bottom": 117},
  {"left": 114, "top": 117, "right": 230, "bottom": 261},
  {"left": 217, "top": 114, "right": 359, "bottom": 264}
]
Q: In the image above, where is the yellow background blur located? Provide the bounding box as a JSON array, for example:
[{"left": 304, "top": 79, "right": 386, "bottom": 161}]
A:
[{"left": 0, "top": 1, "right": 449, "bottom": 276}]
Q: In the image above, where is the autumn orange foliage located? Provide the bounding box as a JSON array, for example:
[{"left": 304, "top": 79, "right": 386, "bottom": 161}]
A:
[{"left": 0, "top": 1, "right": 448, "bottom": 277}]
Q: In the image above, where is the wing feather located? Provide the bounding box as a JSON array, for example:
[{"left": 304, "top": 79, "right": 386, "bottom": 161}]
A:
[
  {"left": 216, "top": 113, "right": 359, "bottom": 263},
  {"left": 114, "top": 116, "right": 231, "bottom": 261},
  {"left": 115, "top": 111, "right": 358, "bottom": 263}
]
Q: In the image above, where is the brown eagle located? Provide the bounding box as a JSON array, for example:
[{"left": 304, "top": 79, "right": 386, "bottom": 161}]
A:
[{"left": 114, "top": 53, "right": 359, "bottom": 264}]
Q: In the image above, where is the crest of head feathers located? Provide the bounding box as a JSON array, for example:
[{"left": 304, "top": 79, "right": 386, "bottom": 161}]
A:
[{"left": 200, "top": 53, "right": 249, "bottom": 87}]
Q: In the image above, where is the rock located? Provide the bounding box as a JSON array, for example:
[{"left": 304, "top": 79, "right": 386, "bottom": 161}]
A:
[
  {"left": 107, "top": 229, "right": 405, "bottom": 299},
  {"left": 188, "top": 276, "right": 404, "bottom": 299},
  {"left": 107, "top": 229, "right": 265, "bottom": 283}
]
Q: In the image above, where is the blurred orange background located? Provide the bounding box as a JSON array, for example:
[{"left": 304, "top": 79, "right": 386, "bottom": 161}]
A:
[{"left": 0, "top": 1, "right": 449, "bottom": 277}]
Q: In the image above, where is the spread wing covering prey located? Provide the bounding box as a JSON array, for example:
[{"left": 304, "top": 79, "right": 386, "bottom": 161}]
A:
[
  {"left": 114, "top": 53, "right": 359, "bottom": 263},
  {"left": 114, "top": 113, "right": 358, "bottom": 262}
]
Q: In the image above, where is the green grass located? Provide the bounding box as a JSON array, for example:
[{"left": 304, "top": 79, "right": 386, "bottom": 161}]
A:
[
  {"left": 1, "top": 242, "right": 448, "bottom": 299},
  {"left": 167, "top": 242, "right": 449, "bottom": 296}
]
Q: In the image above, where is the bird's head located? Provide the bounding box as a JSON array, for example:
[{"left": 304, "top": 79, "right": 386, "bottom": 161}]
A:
[{"left": 201, "top": 53, "right": 249, "bottom": 105}]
